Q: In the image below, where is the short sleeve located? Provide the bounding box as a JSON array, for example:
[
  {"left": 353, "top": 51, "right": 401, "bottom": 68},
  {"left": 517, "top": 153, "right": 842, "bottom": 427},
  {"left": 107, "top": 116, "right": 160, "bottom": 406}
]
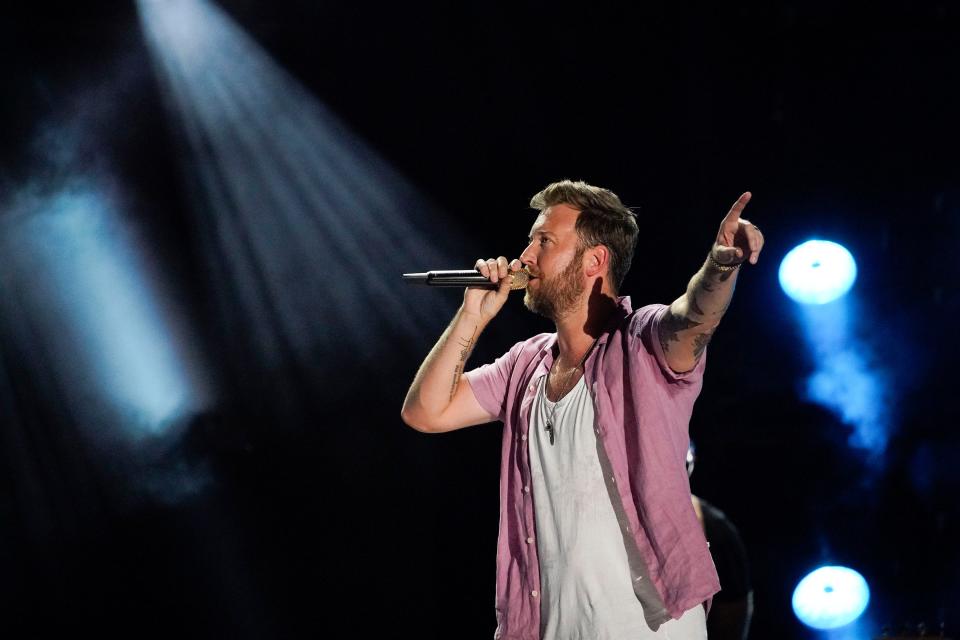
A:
[
  {"left": 632, "top": 303, "right": 707, "bottom": 385},
  {"left": 463, "top": 340, "right": 525, "bottom": 423}
]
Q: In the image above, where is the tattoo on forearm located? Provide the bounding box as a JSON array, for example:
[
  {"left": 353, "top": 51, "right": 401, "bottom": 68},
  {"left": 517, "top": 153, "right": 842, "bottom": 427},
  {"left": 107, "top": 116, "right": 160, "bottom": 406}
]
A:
[
  {"left": 659, "top": 311, "right": 702, "bottom": 354},
  {"left": 694, "top": 258, "right": 738, "bottom": 315},
  {"left": 449, "top": 326, "right": 478, "bottom": 401},
  {"left": 689, "top": 292, "right": 706, "bottom": 318}
]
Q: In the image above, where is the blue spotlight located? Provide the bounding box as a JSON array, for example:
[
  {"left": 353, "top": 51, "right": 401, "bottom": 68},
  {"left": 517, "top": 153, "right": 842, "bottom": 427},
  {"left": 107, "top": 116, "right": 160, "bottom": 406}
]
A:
[
  {"left": 779, "top": 240, "right": 857, "bottom": 305},
  {"left": 792, "top": 566, "right": 870, "bottom": 630},
  {"left": 3, "top": 186, "right": 207, "bottom": 435}
]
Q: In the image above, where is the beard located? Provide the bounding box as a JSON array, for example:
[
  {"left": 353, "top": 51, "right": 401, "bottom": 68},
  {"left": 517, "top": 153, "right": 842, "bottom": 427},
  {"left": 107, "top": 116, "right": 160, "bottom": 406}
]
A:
[{"left": 523, "top": 247, "right": 586, "bottom": 320}]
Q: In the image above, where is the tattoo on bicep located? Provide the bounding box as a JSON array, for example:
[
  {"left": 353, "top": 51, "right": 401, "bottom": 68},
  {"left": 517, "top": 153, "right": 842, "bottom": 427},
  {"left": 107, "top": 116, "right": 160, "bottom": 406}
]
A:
[
  {"left": 659, "top": 311, "right": 702, "bottom": 354},
  {"left": 693, "top": 332, "right": 713, "bottom": 360},
  {"left": 449, "top": 326, "right": 479, "bottom": 401}
]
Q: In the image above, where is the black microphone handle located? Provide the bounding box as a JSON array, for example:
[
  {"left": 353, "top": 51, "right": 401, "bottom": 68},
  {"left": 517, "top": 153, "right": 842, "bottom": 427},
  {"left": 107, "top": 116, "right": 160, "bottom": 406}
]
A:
[
  {"left": 402, "top": 271, "right": 498, "bottom": 288},
  {"left": 402, "top": 270, "right": 529, "bottom": 290}
]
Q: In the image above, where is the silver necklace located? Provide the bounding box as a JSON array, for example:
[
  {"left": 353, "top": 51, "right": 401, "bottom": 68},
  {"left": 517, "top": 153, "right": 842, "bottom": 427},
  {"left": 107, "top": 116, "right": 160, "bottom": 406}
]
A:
[{"left": 543, "top": 338, "right": 598, "bottom": 446}]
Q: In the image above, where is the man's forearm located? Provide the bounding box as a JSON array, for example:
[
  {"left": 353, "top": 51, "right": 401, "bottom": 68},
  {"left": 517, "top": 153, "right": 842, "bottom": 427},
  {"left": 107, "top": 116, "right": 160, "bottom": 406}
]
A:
[
  {"left": 401, "top": 306, "right": 486, "bottom": 425},
  {"left": 660, "top": 191, "right": 762, "bottom": 371},
  {"left": 661, "top": 256, "right": 740, "bottom": 369},
  {"left": 684, "top": 256, "right": 739, "bottom": 324}
]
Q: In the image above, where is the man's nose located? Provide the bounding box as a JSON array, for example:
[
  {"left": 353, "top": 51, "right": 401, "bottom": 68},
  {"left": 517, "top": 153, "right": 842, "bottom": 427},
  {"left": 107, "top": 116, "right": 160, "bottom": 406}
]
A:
[{"left": 519, "top": 243, "right": 536, "bottom": 266}]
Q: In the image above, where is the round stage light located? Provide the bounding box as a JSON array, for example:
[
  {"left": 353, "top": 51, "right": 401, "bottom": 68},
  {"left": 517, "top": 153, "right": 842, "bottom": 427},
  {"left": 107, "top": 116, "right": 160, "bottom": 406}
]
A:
[
  {"left": 792, "top": 566, "right": 870, "bottom": 630},
  {"left": 779, "top": 240, "right": 857, "bottom": 304}
]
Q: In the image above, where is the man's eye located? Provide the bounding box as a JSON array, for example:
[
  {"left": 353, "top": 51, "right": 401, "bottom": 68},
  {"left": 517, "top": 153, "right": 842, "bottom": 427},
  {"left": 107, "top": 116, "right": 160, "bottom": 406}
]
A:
[{"left": 539, "top": 237, "right": 548, "bottom": 245}]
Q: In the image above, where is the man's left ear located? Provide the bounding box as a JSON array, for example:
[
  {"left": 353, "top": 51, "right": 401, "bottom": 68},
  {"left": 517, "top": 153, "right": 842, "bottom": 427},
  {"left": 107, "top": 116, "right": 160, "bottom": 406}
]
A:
[{"left": 586, "top": 245, "right": 609, "bottom": 278}]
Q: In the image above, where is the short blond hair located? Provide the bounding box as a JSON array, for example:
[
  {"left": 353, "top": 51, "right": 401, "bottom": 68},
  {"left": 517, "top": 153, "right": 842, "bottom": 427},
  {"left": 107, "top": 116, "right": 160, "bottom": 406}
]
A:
[{"left": 530, "top": 180, "right": 639, "bottom": 291}]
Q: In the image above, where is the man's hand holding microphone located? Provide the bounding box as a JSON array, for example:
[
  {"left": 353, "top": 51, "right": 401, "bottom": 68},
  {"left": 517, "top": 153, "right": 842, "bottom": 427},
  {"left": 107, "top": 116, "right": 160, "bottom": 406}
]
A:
[{"left": 464, "top": 257, "right": 525, "bottom": 326}]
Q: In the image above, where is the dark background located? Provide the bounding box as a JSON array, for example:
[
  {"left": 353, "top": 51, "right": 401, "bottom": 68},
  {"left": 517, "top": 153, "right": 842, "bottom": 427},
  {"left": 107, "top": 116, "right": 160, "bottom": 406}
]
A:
[{"left": 0, "top": 1, "right": 958, "bottom": 638}]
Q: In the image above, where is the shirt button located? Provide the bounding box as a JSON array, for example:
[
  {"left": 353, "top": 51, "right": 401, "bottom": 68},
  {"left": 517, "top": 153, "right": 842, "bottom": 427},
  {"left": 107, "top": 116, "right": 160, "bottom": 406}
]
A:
[
  {"left": 531, "top": 590, "right": 539, "bottom": 598},
  {"left": 526, "top": 536, "right": 534, "bottom": 544},
  {"left": 523, "top": 485, "right": 530, "bottom": 493},
  {"left": 521, "top": 434, "right": 527, "bottom": 441}
]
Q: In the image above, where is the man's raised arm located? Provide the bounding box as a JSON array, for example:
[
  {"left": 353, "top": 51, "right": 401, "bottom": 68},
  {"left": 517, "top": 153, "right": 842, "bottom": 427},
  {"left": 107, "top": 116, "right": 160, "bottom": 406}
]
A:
[
  {"left": 659, "top": 192, "right": 765, "bottom": 374},
  {"left": 401, "top": 256, "right": 522, "bottom": 433}
]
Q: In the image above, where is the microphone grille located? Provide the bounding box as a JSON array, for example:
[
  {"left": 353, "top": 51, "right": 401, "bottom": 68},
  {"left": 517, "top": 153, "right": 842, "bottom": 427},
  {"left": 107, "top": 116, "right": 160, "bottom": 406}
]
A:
[{"left": 509, "top": 269, "right": 530, "bottom": 291}]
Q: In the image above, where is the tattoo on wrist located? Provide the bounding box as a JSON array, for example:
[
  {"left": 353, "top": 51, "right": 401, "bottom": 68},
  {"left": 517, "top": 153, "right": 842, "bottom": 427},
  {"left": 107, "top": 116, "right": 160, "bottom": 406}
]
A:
[
  {"left": 449, "top": 326, "right": 479, "bottom": 401},
  {"left": 704, "top": 266, "right": 735, "bottom": 284}
]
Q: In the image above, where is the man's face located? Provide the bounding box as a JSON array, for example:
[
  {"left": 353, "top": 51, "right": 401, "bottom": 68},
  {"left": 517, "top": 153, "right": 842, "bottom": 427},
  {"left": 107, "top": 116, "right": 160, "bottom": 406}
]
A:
[{"left": 520, "top": 204, "right": 586, "bottom": 320}]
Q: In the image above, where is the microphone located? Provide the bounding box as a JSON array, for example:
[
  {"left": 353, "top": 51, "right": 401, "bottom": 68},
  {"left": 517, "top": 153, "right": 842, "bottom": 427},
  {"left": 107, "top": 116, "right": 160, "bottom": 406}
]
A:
[{"left": 403, "top": 268, "right": 530, "bottom": 290}]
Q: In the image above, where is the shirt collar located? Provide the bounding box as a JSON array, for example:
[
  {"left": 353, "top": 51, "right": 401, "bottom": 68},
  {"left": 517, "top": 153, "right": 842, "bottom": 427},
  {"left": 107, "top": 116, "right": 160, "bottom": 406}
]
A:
[{"left": 597, "top": 295, "right": 632, "bottom": 346}]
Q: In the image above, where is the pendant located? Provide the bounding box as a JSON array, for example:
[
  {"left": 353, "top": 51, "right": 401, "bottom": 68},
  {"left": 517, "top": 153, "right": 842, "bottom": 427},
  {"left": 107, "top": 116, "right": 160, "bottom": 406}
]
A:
[{"left": 544, "top": 422, "right": 555, "bottom": 446}]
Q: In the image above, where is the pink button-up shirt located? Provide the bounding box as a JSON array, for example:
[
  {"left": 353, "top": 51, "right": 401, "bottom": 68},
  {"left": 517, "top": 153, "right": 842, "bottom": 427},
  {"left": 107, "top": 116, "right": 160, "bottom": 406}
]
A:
[{"left": 464, "top": 297, "right": 720, "bottom": 640}]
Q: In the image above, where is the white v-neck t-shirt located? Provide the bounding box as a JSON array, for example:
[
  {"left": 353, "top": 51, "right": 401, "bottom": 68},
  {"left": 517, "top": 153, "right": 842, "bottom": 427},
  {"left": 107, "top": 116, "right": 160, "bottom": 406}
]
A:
[{"left": 528, "top": 374, "right": 707, "bottom": 640}]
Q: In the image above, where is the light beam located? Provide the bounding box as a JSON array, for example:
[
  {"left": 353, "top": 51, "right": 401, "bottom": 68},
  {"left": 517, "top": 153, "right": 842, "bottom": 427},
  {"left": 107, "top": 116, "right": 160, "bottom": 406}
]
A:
[
  {"left": 0, "top": 182, "right": 210, "bottom": 437},
  {"left": 137, "top": 0, "right": 463, "bottom": 394},
  {"left": 780, "top": 238, "right": 893, "bottom": 462}
]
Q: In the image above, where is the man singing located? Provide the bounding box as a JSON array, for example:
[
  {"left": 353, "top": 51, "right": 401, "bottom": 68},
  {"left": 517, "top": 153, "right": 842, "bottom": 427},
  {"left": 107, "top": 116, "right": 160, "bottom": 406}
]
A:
[{"left": 401, "top": 180, "right": 764, "bottom": 640}]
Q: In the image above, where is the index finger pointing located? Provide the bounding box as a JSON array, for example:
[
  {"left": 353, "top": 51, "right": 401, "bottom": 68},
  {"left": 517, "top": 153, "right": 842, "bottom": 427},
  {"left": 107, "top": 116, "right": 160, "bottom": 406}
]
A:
[{"left": 724, "top": 191, "right": 752, "bottom": 222}]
